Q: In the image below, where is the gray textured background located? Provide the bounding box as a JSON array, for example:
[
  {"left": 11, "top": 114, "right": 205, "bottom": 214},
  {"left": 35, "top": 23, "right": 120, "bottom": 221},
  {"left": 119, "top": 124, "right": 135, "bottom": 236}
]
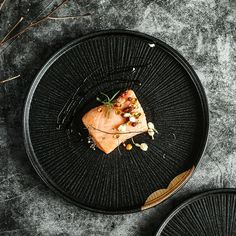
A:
[{"left": 0, "top": 0, "right": 235, "bottom": 235}]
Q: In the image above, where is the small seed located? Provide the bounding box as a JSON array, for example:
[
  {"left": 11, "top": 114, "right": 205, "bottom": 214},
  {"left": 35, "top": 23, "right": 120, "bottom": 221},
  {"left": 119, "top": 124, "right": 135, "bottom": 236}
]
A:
[
  {"left": 115, "top": 110, "right": 121, "bottom": 115},
  {"left": 120, "top": 90, "right": 128, "bottom": 97},
  {"left": 131, "top": 98, "right": 137, "bottom": 103},
  {"left": 126, "top": 144, "right": 133, "bottom": 150},
  {"left": 148, "top": 122, "right": 155, "bottom": 129},
  {"left": 123, "top": 113, "right": 131, "bottom": 118},
  {"left": 140, "top": 143, "right": 148, "bottom": 151},
  {"left": 127, "top": 97, "right": 136, "bottom": 102},
  {"left": 118, "top": 124, "right": 127, "bottom": 132},
  {"left": 113, "top": 134, "right": 120, "bottom": 138},
  {"left": 123, "top": 107, "right": 133, "bottom": 113},
  {"left": 129, "top": 116, "right": 136, "bottom": 122},
  {"left": 122, "top": 143, "right": 126, "bottom": 147},
  {"left": 148, "top": 130, "right": 155, "bottom": 135},
  {"left": 148, "top": 130, "right": 155, "bottom": 139},
  {"left": 133, "top": 112, "right": 141, "bottom": 118},
  {"left": 97, "top": 108, "right": 102, "bottom": 112},
  {"left": 114, "top": 103, "right": 121, "bottom": 108},
  {"left": 130, "top": 122, "right": 138, "bottom": 127}
]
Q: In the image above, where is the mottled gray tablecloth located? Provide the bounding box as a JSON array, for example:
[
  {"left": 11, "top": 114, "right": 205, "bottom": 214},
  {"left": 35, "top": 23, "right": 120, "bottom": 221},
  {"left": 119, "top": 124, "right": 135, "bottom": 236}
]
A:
[{"left": 0, "top": 0, "right": 235, "bottom": 235}]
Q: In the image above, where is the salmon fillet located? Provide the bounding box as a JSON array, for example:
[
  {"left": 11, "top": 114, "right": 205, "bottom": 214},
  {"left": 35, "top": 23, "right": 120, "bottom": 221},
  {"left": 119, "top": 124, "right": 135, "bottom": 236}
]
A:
[{"left": 82, "top": 90, "right": 148, "bottom": 154}]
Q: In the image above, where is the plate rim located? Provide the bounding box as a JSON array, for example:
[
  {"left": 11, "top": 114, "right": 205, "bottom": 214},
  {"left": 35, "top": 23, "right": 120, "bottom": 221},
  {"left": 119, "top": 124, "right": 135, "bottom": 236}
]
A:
[
  {"left": 23, "top": 29, "right": 209, "bottom": 214},
  {"left": 156, "top": 188, "right": 236, "bottom": 235}
]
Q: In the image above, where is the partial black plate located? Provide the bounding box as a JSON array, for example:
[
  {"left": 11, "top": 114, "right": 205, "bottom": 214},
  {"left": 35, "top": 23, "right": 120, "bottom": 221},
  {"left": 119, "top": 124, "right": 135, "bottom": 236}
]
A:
[
  {"left": 23, "top": 30, "right": 209, "bottom": 213},
  {"left": 156, "top": 189, "right": 236, "bottom": 236}
]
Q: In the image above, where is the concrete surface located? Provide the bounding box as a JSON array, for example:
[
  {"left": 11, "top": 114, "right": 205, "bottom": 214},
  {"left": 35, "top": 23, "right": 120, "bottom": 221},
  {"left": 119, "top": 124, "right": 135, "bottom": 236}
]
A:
[{"left": 0, "top": 0, "right": 235, "bottom": 235}]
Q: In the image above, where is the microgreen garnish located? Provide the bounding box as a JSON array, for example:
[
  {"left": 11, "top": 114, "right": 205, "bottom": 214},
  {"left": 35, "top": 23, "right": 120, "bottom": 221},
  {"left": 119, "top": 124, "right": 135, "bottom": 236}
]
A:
[
  {"left": 131, "top": 138, "right": 148, "bottom": 151},
  {"left": 96, "top": 90, "right": 120, "bottom": 118}
]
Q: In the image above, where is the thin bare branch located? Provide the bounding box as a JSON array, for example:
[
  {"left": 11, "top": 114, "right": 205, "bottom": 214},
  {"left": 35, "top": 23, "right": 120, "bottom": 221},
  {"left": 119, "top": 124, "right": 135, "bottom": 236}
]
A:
[
  {"left": 0, "top": 74, "right": 21, "bottom": 84},
  {"left": 32, "top": 0, "right": 69, "bottom": 25},
  {"left": 0, "top": 1, "right": 55, "bottom": 54},
  {"left": 0, "top": 228, "right": 34, "bottom": 235},
  {"left": 0, "top": 0, "right": 7, "bottom": 11},
  {"left": 0, "top": 0, "right": 69, "bottom": 46},
  {"left": 0, "top": 174, "right": 19, "bottom": 185},
  {"left": 1, "top": 17, "right": 24, "bottom": 43},
  {"left": 0, "top": 185, "right": 39, "bottom": 203},
  {"left": 48, "top": 13, "right": 91, "bottom": 20}
]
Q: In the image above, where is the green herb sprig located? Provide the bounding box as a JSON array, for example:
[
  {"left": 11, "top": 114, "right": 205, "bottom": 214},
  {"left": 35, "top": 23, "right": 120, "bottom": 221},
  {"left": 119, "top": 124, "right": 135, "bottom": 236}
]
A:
[{"left": 96, "top": 90, "right": 120, "bottom": 118}]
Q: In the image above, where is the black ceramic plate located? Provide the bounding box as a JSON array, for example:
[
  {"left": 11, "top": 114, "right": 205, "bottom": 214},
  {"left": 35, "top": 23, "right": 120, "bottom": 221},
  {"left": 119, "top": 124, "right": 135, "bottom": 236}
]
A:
[
  {"left": 23, "top": 30, "right": 208, "bottom": 213},
  {"left": 156, "top": 189, "right": 236, "bottom": 236}
]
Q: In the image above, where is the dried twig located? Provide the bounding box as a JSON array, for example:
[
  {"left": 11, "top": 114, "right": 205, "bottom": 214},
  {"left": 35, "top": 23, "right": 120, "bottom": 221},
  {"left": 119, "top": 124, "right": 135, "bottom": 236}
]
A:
[
  {"left": 0, "top": 174, "right": 20, "bottom": 184},
  {"left": 0, "top": 185, "right": 39, "bottom": 203},
  {"left": 0, "top": 0, "right": 56, "bottom": 54},
  {"left": 0, "top": 0, "right": 92, "bottom": 47},
  {"left": 0, "top": 0, "right": 7, "bottom": 11},
  {"left": 0, "top": 228, "right": 36, "bottom": 235},
  {"left": 1, "top": 17, "right": 24, "bottom": 43},
  {"left": 0, "top": 0, "right": 69, "bottom": 46},
  {"left": 0, "top": 74, "right": 21, "bottom": 84},
  {"left": 48, "top": 12, "right": 91, "bottom": 20},
  {"left": 31, "top": 0, "right": 69, "bottom": 25}
]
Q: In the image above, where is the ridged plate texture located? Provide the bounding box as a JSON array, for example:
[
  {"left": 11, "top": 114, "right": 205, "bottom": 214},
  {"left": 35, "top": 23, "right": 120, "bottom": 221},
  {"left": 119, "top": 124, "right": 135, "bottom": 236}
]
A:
[
  {"left": 23, "top": 30, "right": 209, "bottom": 213},
  {"left": 156, "top": 189, "right": 236, "bottom": 236}
]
